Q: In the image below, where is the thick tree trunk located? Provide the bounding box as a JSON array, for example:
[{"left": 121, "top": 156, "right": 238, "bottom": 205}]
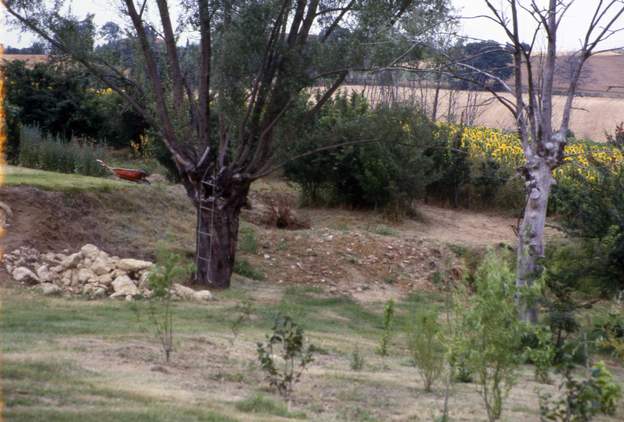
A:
[
  {"left": 516, "top": 160, "right": 553, "bottom": 322},
  {"left": 193, "top": 180, "right": 249, "bottom": 289}
]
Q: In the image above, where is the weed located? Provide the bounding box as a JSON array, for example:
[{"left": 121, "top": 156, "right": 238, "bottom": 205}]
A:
[
  {"left": 383, "top": 272, "right": 398, "bottom": 285},
  {"left": 350, "top": 344, "right": 365, "bottom": 371},
  {"left": 371, "top": 224, "right": 398, "bottom": 236},
  {"left": 238, "top": 226, "right": 258, "bottom": 254},
  {"left": 276, "top": 238, "right": 289, "bottom": 251},
  {"left": 378, "top": 300, "right": 395, "bottom": 357},
  {"left": 229, "top": 299, "right": 255, "bottom": 345},
  {"left": 235, "top": 393, "right": 306, "bottom": 418},
  {"left": 234, "top": 259, "right": 265, "bottom": 281}
]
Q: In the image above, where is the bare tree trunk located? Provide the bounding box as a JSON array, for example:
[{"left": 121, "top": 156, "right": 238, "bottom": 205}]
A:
[
  {"left": 432, "top": 67, "right": 442, "bottom": 121},
  {"left": 516, "top": 159, "right": 553, "bottom": 322},
  {"left": 193, "top": 181, "right": 249, "bottom": 288}
]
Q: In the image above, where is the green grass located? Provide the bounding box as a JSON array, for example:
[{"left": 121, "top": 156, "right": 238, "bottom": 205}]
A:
[
  {"left": 233, "top": 259, "right": 266, "bottom": 281},
  {"left": 0, "top": 286, "right": 408, "bottom": 421},
  {"left": 3, "top": 360, "right": 237, "bottom": 422},
  {"left": 5, "top": 165, "right": 131, "bottom": 191},
  {"left": 369, "top": 224, "right": 398, "bottom": 237},
  {"left": 235, "top": 394, "right": 306, "bottom": 418},
  {"left": 2, "top": 285, "right": 624, "bottom": 421},
  {"left": 238, "top": 226, "right": 259, "bottom": 254}
]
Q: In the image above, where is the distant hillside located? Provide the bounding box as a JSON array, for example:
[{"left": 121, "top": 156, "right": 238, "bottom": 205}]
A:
[
  {"left": 1, "top": 54, "right": 49, "bottom": 66},
  {"left": 514, "top": 52, "right": 624, "bottom": 97}
]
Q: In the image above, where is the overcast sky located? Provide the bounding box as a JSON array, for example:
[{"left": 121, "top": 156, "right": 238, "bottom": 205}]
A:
[{"left": 2, "top": 1, "right": 624, "bottom": 52}]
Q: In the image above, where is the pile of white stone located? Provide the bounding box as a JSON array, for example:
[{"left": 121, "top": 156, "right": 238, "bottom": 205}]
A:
[{"left": 3, "top": 244, "right": 213, "bottom": 302}]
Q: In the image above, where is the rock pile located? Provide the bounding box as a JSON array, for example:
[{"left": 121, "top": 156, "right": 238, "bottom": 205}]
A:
[{"left": 3, "top": 244, "right": 213, "bottom": 302}]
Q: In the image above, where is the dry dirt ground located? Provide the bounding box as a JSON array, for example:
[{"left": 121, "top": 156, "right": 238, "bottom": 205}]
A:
[{"left": 0, "top": 179, "right": 530, "bottom": 298}]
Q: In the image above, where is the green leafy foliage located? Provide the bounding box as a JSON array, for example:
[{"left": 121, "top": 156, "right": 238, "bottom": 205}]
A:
[
  {"left": 141, "top": 247, "right": 193, "bottom": 363},
  {"left": 283, "top": 93, "right": 436, "bottom": 217},
  {"left": 407, "top": 309, "right": 445, "bottom": 392},
  {"left": 425, "top": 124, "right": 471, "bottom": 208},
  {"left": 525, "top": 325, "right": 556, "bottom": 384},
  {"left": 553, "top": 147, "right": 624, "bottom": 292},
  {"left": 594, "top": 303, "right": 624, "bottom": 363},
  {"left": 542, "top": 246, "right": 599, "bottom": 362},
  {"left": 452, "top": 41, "right": 513, "bottom": 91},
  {"left": 378, "top": 299, "right": 395, "bottom": 357},
  {"left": 256, "top": 314, "right": 315, "bottom": 400},
  {"left": 3, "top": 60, "right": 147, "bottom": 148},
  {"left": 453, "top": 251, "right": 524, "bottom": 421},
  {"left": 449, "top": 350, "right": 473, "bottom": 383},
  {"left": 540, "top": 360, "right": 622, "bottom": 421}
]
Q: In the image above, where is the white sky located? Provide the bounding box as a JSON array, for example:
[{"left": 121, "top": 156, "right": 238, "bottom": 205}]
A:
[{"left": 1, "top": 1, "right": 624, "bottom": 52}]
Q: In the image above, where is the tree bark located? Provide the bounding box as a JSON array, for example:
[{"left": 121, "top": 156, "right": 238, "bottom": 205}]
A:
[
  {"left": 193, "top": 181, "right": 250, "bottom": 289},
  {"left": 516, "top": 159, "right": 553, "bottom": 323}
]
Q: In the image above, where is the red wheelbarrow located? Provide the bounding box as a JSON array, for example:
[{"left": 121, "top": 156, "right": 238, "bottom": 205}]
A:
[{"left": 97, "top": 159, "right": 150, "bottom": 184}]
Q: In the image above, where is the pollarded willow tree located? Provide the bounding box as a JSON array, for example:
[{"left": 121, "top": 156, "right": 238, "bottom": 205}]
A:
[
  {"left": 453, "top": 0, "right": 624, "bottom": 321},
  {"left": 3, "top": 0, "right": 450, "bottom": 287}
]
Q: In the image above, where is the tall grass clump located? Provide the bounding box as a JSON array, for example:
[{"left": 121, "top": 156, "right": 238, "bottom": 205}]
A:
[{"left": 18, "top": 126, "right": 108, "bottom": 177}]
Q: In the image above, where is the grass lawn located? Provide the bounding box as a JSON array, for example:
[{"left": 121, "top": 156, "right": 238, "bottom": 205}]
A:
[
  {"left": 3, "top": 165, "right": 131, "bottom": 191},
  {"left": 2, "top": 282, "right": 622, "bottom": 421}
]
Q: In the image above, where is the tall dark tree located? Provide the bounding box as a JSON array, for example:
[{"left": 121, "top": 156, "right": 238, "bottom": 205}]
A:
[
  {"left": 454, "top": 40, "right": 513, "bottom": 91},
  {"left": 4, "top": 0, "right": 449, "bottom": 288}
]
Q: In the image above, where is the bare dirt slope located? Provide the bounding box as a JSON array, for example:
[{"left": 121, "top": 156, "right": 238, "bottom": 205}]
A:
[{"left": 0, "top": 182, "right": 528, "bottom": 299}]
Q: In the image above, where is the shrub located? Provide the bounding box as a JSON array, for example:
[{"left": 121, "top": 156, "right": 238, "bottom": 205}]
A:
[
  {"left": 283, "top": 93, "right": 436, "bottom": 215},
  {"left": 449, "top": 350, "right": 473, "bottom": 383},
  {"left": 552, "top": 155, "right": 624, "bottom": 292},
  {"left": 425, "top": 124, "right": 471, "bottom": 208},
  {"left": 407, "top": 309, "right": 445, "bottom": 392},
  {"left": 542, "top": 244, "right": 604, "bottom": 362},
  {"left": 525, "top": 325, "right": 556, "bottom": 384},
  {"left": 138, "top": 247, "right": 193, "bottom": 363},
  {"left": 378, "top": 299, "right": 395, "bottom": 357},
  {"left": 540, "top": 360, "right": 622, "bottom": 421},
  {"left": 454, "top": 251, "right": 524, "bottom": 421},
  {"left": 594, "top": 301, "right": 624, "bottom": 363},
  {"left": 18, "top": 126, "right": 108, "bottom": 177},
  {"left": 257, "top": 314, "right": 316, "bottom": 402},
  {"left": 4, "top": 60, "right": 148, "bottom": 149}
]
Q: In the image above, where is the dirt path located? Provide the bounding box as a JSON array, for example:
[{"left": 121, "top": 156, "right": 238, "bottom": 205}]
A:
[{"left": 411, "top": 204, "right": 518, "bottom": 247}]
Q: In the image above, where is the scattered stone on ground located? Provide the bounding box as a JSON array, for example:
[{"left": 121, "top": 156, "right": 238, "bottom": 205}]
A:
[{"left": 2, "top": 244, "right": 213, "bottom": 302}]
